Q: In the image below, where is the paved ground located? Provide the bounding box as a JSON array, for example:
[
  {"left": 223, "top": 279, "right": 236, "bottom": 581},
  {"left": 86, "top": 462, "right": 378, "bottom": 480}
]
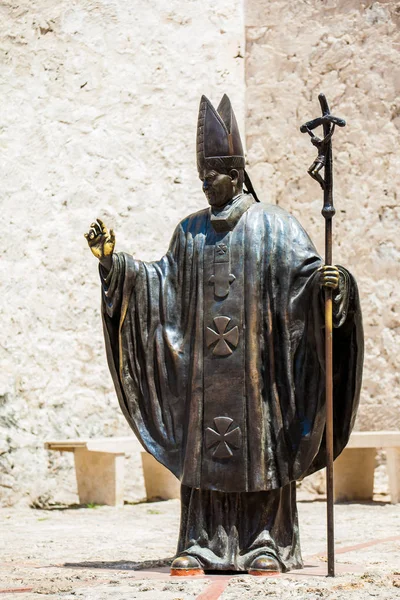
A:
[{"left": 1, "top": 498, "right": 400, "bottom": 599}]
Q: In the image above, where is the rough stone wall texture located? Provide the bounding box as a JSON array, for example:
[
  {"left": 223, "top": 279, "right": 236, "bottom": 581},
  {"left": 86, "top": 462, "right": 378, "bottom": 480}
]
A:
[
  {"left": 1, "top": 0, "right": 398, "bottom": 508},
  {"left": 245, "top": 1, "right": 400, "bottom": 431},
  {"left": 0, "top": 0, "right": 245, "bottom": 506}
]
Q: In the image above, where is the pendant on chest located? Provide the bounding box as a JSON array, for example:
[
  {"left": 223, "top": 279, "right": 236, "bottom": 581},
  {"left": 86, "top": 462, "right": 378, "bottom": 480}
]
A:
[{"left": 209, "top": 239, "right": 236, "bottom": 299}]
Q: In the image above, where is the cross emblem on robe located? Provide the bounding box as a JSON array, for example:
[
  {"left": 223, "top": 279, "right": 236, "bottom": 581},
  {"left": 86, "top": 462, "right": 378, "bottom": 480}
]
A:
[
  {"left": 216, "top": 243, "right": 228, "bottom": 255},
  {"left": 208, "top": 241, "right": 235, "bottom": 298},
  {"left": 205, "top": 417, "right": 242, "bottom": 459},
  {"left": 205, "top": 316, "right": 239, "bottom": 356}
]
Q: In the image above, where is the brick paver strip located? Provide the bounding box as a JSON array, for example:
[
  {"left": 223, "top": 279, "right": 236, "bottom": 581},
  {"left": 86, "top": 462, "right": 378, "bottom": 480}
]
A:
[
  {"left": 307, "top": 534, "right": 400, "bottom": 561},
  {"left": 195, "top": 577, "right": 231, "bottom": 600},
  {"left": 0, "top": 589, "right": 33, "bottom": 594},
  {"left": 332, "top": 535, "right": 400, "bottom": 555}
]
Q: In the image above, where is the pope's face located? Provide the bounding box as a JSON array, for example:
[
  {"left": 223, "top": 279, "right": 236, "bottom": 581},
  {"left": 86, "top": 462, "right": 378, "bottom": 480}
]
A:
[{"left": 202, "top": 170, "right": 235, "bottom": 208}]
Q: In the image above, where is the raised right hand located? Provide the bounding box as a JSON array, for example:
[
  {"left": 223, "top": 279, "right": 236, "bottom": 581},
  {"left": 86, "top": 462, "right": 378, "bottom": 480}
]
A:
[{"left": 84, "top": 219, "right": 115, "bottom": 265}]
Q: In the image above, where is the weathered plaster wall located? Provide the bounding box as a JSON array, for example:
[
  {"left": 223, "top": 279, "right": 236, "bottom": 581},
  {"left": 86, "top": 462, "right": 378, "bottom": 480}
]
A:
[
  {"left": 0, "top": 0, "right": 245, "bottom": 506},
  {"left": 2, "top": 0, "right": 398, "bottom": 507},
  {"left": 245, "top": 1, "right": 400, "bottom": 431}
]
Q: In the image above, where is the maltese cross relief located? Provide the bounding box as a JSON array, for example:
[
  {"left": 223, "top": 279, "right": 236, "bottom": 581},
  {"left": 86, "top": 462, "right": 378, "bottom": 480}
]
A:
[
  {"left": 205, "top": 417, "right": 242, "bottom": 459},
  {"left": 205, "top": 316, "right": 239, "bottom": 356}
]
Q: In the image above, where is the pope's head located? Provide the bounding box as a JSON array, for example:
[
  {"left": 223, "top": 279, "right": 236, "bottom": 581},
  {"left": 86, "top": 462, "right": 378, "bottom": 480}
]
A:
[
  {"left": 197, "top": 95, "right": 246, "bottom": 207},
  {"left": 201, "top": 168, "right": 244, "bottom": 208}
]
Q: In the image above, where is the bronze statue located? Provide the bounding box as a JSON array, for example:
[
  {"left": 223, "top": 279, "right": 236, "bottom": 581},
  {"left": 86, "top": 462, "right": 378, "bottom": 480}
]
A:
[{"left": 85, "top": 95, "right": 363, "bottom": 576}]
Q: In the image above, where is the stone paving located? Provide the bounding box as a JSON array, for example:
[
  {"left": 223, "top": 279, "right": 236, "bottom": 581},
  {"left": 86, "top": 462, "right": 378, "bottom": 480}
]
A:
[{"left": 1, "top": 499, "right": 399, "bottom": 599}]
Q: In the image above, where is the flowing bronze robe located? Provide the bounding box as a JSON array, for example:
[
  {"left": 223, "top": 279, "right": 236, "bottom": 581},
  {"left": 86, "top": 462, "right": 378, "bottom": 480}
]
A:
[
  {"left": 100, "top": 195, "right": 363, "bottom": 569},
  {"left": 101, "top": 196, "right": 362, "bottom": 486}
]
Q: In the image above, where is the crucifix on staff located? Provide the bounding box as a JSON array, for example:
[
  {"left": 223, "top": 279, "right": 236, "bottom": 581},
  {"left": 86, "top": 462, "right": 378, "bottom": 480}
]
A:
[{"left": 301, "top": 93, "right": 350, "bottom": 577}]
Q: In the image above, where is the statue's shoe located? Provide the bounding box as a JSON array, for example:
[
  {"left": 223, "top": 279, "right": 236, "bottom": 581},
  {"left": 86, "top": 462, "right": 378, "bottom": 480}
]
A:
[
  {"left": 170, "top": 555, "right": 204, "bottom": 577},
  {"left": 248, "top": 554, "right": 281, "bottom": 576}
]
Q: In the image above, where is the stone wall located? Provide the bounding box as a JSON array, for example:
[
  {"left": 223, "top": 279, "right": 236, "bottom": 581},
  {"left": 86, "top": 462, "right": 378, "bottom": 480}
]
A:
[
  {"left": 0, "top": 0, "right": 245, "bottom": 506},
  {"left": 1, "top": 0, "right": 398, "bottom": 507},
  {"left": 245, "top": 0, "right": 400, "bottom": 431}
]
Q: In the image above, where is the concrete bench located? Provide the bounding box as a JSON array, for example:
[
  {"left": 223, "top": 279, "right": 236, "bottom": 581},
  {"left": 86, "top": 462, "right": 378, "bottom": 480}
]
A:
[
  {"left": 334, "top": 431, "right": 400, "bottom": 503},
  {"left": 141, "top": 452, "right": 180, "bottom": 501},
  {"left": 44, "top": 437, "right": 140, "bottom": 506},
  {"left": 45, "top": 438, "right": 180, "bottom": 506}
]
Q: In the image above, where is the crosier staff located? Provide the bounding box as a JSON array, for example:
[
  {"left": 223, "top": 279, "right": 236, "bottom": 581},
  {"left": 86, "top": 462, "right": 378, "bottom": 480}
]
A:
[{"left": 300, "top": 93, "right": 346, "bottom": 578}]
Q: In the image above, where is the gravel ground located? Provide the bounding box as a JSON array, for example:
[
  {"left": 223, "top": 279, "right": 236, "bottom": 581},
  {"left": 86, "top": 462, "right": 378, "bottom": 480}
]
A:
[{"left": 1, "top": 498, "right": 399, "bottom": 599}]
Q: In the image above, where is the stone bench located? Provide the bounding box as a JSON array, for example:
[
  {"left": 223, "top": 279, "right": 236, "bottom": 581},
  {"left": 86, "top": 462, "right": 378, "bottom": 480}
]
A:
[
  {"left": 44, "top": 438, "right": 180, "bottom": 506},
  {"left": 334, "top": 431, "right": 400, "bottom": 503}
]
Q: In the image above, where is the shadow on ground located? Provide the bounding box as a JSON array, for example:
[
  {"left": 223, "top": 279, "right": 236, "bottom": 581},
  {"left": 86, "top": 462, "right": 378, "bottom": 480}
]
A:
[
  {"left": 32, "top": 499, "right": 164, "bottom": 511},
  {"left": 33, "top": 503, "right": 98, "bottom": 511},
  {"left": 63, "top": 558, "right": 174, "bottom": 571},
  {"left": 298, "top": 498, "right": 391, "bottom": 506}
]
